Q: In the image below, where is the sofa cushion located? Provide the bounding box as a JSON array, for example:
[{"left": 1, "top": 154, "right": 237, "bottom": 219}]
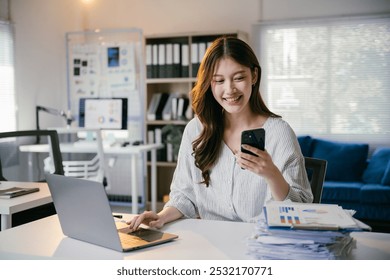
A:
[
  {"left": 362, "top": 147, "right": 390, "bottom": 184},
  {"left": 311, "top": 138, "right": 368, "bottom": 181},
  {"left": 329, "top": 202, "right": 390, "bottom": 221},
  {"left": 360, "top": 184, "right": 390, "bottom": 204},
  {"left": 297, "top": 135, "right": 313, "bottom": 157},
  {"left": 354, "top": 204, "right": 390, "bottom": 221},
  {"left": 381, "top": 160, "right": 390, "bottom": 186},
  {"left": 321, "top": 181, "right": 363, "bottom": 202}
]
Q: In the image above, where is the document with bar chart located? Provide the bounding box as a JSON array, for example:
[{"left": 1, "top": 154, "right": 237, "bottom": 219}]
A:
[{"left": 263, "top": 201, "right": 359, "bottom": 230}]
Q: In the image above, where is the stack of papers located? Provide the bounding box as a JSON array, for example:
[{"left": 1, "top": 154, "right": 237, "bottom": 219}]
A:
[
  {"left": 247, "top": 201, "right": 370, "bottom": 260},
  {"left": 264, "top": 201, "right": 361, "bottom": 231}
]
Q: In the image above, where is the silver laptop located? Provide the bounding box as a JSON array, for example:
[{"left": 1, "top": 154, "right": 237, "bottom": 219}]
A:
[{"left": 45, "top": 173, "right": 178, "bottom": 252}]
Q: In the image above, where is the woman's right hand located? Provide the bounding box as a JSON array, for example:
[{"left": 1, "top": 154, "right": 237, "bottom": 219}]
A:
[{"left": 127, "top": 211, "right": 165, "bottom": 232}]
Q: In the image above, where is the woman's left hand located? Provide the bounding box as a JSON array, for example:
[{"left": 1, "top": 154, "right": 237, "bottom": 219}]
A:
[
  {"left": 235, "top": 144, "right": 278, "bottom": 179},
  {"left": 235, "top": 144, "right": 290, "bottom": 200}
]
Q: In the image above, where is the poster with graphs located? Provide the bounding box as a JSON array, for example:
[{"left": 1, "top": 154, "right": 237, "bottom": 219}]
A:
[{"left": 66, "top": 28, "right": 145, "bottom": 142}]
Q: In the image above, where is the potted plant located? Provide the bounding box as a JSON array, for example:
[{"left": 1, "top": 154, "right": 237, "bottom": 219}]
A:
[{"left": 161, "top": 124, "right": 184, "bottom": 162}]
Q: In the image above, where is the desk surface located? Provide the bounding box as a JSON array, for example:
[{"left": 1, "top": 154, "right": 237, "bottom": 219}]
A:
[{"left": 0, "top": 214, "right": 389, "bottom": 260}]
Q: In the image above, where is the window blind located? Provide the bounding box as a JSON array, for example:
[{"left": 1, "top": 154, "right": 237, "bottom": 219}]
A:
[
  {"left": 253, "top": 15, "right": 390, "bottom": 143},
  {"left": 0, "top": 21, "right": 16, "bottom": 132}
]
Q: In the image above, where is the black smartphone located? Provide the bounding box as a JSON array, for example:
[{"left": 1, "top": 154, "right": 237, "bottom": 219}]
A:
[{"left": 241, "top": 128, "right": 265, "bottom": 156}]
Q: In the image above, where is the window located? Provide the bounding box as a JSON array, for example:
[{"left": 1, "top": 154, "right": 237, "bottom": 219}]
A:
[
  {"left": 0, "top": 21, "right": 16, "bottom": 132},
  {"left": 253, "top": 15, "right": 390, "bottom": 143}
]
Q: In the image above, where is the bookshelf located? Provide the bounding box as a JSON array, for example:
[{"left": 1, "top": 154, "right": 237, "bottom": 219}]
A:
[{"left": 145, "top": 31, "right": 248, "bottom": 203}]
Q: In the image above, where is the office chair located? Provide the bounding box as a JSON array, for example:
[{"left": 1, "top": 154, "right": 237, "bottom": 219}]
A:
[
  {"left": 304, "top": 157, "right": 327, "bottom": 203},
  {"left": 0, "top": 129, "right": 64, "bottom": 181},
  {"left": 0, "top": 129, "right": 64, "bottom": 228},
  {"left": 48, "top": 128, "right": 111, "bottom": 189}
]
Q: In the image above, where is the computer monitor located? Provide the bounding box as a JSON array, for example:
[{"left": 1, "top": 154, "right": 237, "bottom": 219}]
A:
[{"left": 79, "top": 98, "right": 128, "bottom": 130}]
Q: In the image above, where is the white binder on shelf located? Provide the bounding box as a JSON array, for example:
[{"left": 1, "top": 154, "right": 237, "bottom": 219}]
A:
[
  {"left": 146, "top": 44, "right": 152, "bottom": 78},
  {"left": 147, "top": 93, "right": 162, "bottom": 121},
  {"left": 177, "top": 96, "right": 189, "bottom": 120},
  {"left": 191, "top": 42, "right": 199, "bottom": 77},
  {"left": 185, "top": 102, "right": 193, "bottom": 120},
  {"left": 177, "top": 97, "right": 185, "bottom": 119},
  {"left": 198, "top": 42, "right": 206, "bottom": 65},
  {"left": 165, "top": 43, "right": 173, "bottom": 78},
  {"left": 158, "top": 44, "right": 166, "bottom": 78},
  {"left": 162, "top": 93, "right": 179, "bottom": 121},
  {"left": 154, "top": 128, "right": 162, "bottom": 144},
  {"left": 173, "top": 43, "right": 181, "bottom": 77},
  {"left": 171, "top": 96, "right": 178, "bottom": 120},
  {"left": 152, "top": 44, "right": 158, "bottom": 78},
  {"left": 166, "top": 143, "right": 173, "bottom": 162},
  {"left": 181, "top": 44, "right": 189, "bottom": 77},
  {"left": 147, "top": 130, "right": 155, "bottom": 144}
]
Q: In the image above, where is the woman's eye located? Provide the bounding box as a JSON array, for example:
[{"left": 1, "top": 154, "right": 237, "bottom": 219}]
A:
[
  {"left": 234, "top": 76, "right": 244, "bottom": 81},
  {"left": 215, "top": 79, "right": 224, "bottom": 84}
]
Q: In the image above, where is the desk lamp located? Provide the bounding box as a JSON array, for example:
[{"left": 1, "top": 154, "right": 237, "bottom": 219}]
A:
[{"left": 35, "top": 105, "right": 73, "bottom": 143}]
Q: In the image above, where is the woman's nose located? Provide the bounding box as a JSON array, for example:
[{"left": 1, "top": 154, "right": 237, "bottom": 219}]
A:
[{"left": 224, "top": 81, "right": 235, "bottom": 94}]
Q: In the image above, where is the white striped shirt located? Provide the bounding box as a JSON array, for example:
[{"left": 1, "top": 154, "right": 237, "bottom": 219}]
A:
[{"left": 164, "top": 117, "right": 313, "bottom": 223}]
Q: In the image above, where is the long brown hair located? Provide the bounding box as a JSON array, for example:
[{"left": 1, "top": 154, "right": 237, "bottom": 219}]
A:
[{"left": 190, "top": 36, "right": 280, "bottom": 186}]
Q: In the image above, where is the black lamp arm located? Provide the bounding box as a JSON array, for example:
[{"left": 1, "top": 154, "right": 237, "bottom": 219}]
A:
[{"left": 35, "top": 105, "right": 73, "bottom": 143}]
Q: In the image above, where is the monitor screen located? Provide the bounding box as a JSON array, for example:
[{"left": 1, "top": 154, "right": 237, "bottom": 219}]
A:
[{"left": 79, "top": 98, "right": 128, "bottom": 129}]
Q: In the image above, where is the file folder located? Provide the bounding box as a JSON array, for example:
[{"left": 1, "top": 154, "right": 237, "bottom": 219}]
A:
[
  {"left": 146, "top": 44, "right": 152, "bottom": 78},
  {"left": 181, "top": 44, "right": 189, "bottom": 77},
  {"left": 191, "top": 42, "right": 199, "bottom": 77},
  {"left": 172, "top": 43, "right": 181, "bottom": 77},
  {"left": 147, "top": 93, "right": 162, "bottom": 121},
  {"left": 165, "top": 43, "right": 173, "bottom": 78},
  {"left": 158, "top": 44, "right": 166, "bottom": 78},
  {"left": 152, "top": 44, "right": 158, "bottom": 78}
]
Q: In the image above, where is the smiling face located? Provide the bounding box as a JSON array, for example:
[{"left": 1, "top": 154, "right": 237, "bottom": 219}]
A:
[{"left": 211, "top": 57, "right": 257, "bottom": 116}]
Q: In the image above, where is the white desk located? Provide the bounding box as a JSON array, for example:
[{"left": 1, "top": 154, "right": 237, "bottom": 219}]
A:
[
  {"left": 0, "top": 214, "right": 389, "bottom": 260},
  {"left": 20, "top": 143, "right": 163, "bottom": 214},
  {"left": 0, "top": 181, "right": 51, "bottom": 231}
]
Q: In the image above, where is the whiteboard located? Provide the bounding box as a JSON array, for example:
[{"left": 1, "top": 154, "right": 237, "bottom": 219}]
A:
[{"left": 66, "top": 28, "right": 145, "bottom": 142}]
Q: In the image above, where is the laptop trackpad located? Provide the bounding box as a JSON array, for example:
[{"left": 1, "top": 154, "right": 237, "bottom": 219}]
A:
[{"left": 118, "top": 227, "right": 164, "bottom": 242}]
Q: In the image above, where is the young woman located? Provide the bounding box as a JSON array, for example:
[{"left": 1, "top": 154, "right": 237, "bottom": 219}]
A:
[{"left": 128, "top": 37, "right": 312, "bottom": 231}]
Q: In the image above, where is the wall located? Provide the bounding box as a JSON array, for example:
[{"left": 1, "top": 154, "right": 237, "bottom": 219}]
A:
[
  {"left": 9, "top": 0, "right": 390, "bottom": 130},
  {"left": 9, "top": 0, "right": 260, "bottom": 129},
  {"left": 0, "top": 0, "right": 9, "bottom": 20}
]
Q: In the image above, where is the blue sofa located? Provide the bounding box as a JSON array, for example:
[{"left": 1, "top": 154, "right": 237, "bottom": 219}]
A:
[{"left": 298, "top": 135, "right": 390, "bottom": 232}]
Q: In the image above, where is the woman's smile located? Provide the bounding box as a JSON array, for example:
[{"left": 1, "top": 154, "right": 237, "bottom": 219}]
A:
[{"left": 223, "top": 95, "right": 242, "bottom": 103}]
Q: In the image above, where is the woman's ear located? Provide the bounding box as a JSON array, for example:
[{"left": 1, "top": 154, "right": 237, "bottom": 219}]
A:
[{"left": 252, "top": 67, "right": 258, "bottom": 85}]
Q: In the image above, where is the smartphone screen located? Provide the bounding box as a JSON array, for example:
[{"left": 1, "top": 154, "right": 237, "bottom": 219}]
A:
[{"left": 241, "top": 128, "right": 265, "bottom": 156}]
